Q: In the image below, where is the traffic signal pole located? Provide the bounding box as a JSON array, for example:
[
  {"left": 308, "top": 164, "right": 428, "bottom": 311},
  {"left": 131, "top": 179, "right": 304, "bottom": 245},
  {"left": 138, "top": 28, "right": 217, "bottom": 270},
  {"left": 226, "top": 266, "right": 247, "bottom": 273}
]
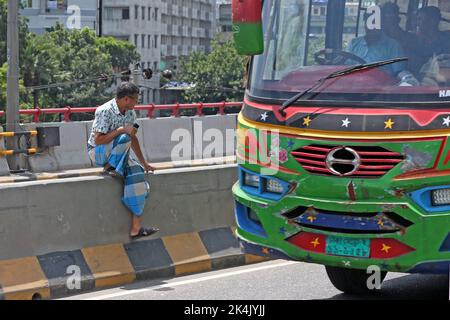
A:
[{"left": 6, "top": 0, "right": 20, "bottom": 171}]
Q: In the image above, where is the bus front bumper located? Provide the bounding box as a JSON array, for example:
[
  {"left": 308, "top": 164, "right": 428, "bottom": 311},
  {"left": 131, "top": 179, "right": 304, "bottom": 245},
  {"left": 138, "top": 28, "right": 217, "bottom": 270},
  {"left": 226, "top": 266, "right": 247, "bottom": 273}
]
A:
[{"left": 233, "top": 183, "right": 450, "bottom": 274}]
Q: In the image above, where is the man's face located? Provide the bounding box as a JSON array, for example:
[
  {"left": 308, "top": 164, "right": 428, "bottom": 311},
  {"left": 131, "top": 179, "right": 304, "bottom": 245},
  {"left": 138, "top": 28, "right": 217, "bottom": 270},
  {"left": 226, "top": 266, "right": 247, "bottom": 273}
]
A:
[
  {"left": 417, "top": 12, "right": 439, "bottom": 34},
  {"left": 123, "top": 94, "right": 140, "bottom": 110},
  {"left": 382, "top": 12, "right": 400, "bottom": 32}
]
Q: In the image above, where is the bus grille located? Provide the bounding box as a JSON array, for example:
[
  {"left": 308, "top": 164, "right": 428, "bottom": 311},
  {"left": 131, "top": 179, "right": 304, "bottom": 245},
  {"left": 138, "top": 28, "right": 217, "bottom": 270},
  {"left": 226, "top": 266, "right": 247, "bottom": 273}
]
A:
[{"left": 291, "top": 144, "right": 404, "bottom": 178}]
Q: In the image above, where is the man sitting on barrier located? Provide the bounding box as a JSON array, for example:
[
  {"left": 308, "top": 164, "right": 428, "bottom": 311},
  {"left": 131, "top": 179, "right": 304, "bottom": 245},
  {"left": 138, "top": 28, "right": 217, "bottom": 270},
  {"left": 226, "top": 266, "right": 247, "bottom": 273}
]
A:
[{"left": 87, "top": 82, "right": 159, "bottom": 240}]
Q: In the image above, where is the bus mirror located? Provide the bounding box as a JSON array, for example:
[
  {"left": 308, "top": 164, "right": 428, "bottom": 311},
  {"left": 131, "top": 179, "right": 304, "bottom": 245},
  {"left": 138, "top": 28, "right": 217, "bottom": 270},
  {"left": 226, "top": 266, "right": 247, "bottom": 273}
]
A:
[{"left": 232, "top": 0, "right": 264, "bottom": 55}]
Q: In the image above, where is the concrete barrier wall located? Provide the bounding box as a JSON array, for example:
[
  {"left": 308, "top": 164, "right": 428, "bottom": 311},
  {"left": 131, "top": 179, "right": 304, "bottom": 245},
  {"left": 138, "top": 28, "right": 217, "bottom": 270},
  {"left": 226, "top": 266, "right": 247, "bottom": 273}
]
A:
[
  {"left": 84, "top": 121, "right": 95, "bottom": 167},
  {"left": 49, "top": 122, "right": 92, "bottom": 170},
  {"left": 141, "top": 117, "right": 193, "bottom": 162},
  {"left": 20, "top": 123, "right": 58, "bottom": 172},
  {"left": 21, "top": 122, "right": 92, "bottom": 172},
  {"left": 192, "top": 114, "right": 237, "bottom": 159},
  {"left": 18, "top": 114, "right": 238, "bottom": 172},
  {"left": 139, "top": 115, "right": 237, "bottom": 162},
  {"left": 0, "top": 127, "right": 10, "bottom": 176},
  {"left": 0, "top": 164, "right": 238, "bottom": 260}
]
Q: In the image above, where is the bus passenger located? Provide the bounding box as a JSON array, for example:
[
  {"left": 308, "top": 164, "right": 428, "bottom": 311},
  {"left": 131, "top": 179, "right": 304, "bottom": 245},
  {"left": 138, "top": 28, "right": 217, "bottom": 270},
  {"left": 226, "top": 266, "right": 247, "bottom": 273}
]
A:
[
  {"left": 411, "top": 6, "right": 450, "bottom": 78},
  {"left": 380, "top": 2, "right": 419, "bottom": 72},
  {"left": 347, "top": 11, "right": 405, "bottom": 77}
]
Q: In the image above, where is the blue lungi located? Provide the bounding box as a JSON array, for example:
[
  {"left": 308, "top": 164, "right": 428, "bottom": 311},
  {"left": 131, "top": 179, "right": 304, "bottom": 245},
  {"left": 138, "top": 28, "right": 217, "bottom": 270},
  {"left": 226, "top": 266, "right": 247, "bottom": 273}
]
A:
[{"left": 88, "top": 134, "right": 149, "bottom": 216}]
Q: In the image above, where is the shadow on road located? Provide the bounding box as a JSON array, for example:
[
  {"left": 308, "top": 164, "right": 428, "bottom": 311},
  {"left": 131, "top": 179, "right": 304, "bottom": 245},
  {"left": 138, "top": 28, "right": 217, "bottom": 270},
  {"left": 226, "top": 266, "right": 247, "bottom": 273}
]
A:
[{"left": 328, "top": 274, "right": 449, "bottom": 300}]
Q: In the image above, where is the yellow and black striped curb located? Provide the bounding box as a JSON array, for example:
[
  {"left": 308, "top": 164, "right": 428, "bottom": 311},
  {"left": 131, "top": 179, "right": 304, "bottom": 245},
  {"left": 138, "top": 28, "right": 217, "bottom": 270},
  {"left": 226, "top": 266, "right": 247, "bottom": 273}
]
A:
[
  {"left": 0, "top": 227, "right": 268, "bottom": 300},
  {"left": 0, "top": 156, "right": 237, "bottom": 184}
]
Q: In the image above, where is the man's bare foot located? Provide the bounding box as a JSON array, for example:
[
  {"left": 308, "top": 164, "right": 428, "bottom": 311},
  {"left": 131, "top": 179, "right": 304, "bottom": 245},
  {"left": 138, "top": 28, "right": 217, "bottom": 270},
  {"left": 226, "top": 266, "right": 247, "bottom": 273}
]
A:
[{"left": 130, "top": 227, "right": 159, "bottom": 240}]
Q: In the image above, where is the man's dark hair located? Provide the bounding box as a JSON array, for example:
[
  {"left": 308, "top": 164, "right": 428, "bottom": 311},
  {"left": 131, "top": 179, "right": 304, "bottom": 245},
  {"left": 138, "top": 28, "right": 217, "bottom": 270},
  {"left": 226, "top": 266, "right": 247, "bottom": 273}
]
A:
[
  {"left": 381, "top": 2, "right": 400, "bottom": 17},
  {"left": 116, "top": 82, "right": 140, "bottom": 99},
  {"left": 419, "top": 6, "right": 441, "bottom": 22}
]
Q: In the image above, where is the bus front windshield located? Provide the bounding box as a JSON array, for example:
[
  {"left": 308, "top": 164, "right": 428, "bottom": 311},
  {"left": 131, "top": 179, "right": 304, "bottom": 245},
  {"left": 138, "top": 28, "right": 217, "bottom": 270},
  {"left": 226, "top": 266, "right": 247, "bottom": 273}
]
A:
[{"left": 249, "top": 0, "right": 450, "bottom": 106}]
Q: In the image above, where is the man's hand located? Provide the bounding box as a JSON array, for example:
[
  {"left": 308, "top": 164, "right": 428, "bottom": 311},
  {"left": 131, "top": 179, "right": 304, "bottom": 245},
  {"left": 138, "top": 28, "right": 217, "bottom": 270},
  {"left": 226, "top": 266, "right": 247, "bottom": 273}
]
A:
[
  {"left": 142, "top": 162, "right": 155, "bottom": 174},
  {"left": 122, "top": 125, "right": 137, "bottom": 137}
]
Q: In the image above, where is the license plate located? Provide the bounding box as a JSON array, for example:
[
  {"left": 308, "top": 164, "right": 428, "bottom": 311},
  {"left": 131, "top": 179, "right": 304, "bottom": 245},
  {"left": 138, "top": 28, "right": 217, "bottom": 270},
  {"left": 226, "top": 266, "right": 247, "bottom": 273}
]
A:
[{"left": 325, "top": 236, "right": 370, "bottom": 258}]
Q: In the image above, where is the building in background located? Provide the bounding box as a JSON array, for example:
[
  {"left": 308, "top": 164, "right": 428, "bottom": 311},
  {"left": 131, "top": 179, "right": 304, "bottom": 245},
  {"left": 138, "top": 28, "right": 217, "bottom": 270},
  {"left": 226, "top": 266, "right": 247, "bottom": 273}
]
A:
[
  {"left": 160, "top": 0, "right": 217, "bottom": 72},
  {"left": 101, "top": 0, "right": 162, "bottom": 105},
  {"left": 20, "top": 0, "right": 97, "bottom": 34},
  {"left": 20, "top": 0, "right": 219, "bottom": 105},
  {"left": 309, "top": 0, "right": 361, "bottom": 45},
  {"left": 216, "top": 0, "right": 232, "bottom": 41}
]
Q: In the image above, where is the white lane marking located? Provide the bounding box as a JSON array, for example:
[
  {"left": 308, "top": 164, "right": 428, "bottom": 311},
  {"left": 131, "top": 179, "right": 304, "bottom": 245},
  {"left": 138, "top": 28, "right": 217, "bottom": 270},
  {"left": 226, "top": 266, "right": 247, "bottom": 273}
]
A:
[{"left": 81, "top": 260, "right": 299, "bottom": 300}]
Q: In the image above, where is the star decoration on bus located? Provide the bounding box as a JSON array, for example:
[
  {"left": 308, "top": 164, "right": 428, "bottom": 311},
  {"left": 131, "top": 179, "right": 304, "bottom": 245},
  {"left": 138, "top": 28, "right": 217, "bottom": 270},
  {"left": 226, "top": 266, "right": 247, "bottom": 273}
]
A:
[
  {"left": 303, "top": 115, "right": 312, "bottom": 127},
  {"left": 245, "top": 102, "right": 450, "bottom": 133},
  {"left": 341, "top": 117, "right": 351, "bottom": 128},
  {"left": 384, "top": 118, "right": 395, "bottom": 129},
  {"left": 381, "top": 243, "right": 391, "bottom": 253},
  {"left": 443, "top": 116, "right": 450, "bottom": 127},
  {"left": 261, "top": 247, "right": 270, "bottom": 255},
  {"left": 307, "top": 215, "right": 317, "bottom": 223},
  {"left": 260, "top": 112, "right": 269, "bottom": 121},
  {"left": 310, "top": 237, "right": 321, "bottom": 248},
  {"left": 342, "top": 260, "right": 351, "bottom": 267}
]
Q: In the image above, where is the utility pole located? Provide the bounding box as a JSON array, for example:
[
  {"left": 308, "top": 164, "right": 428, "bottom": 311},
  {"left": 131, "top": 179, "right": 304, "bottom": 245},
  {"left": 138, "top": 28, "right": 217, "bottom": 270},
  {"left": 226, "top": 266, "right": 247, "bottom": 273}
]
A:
[
  {"left": 98, "top": 0, "right": 103, "bottom": 37},
  {"left": 6, "top": 0, "right": 20, "bottom": 171}
]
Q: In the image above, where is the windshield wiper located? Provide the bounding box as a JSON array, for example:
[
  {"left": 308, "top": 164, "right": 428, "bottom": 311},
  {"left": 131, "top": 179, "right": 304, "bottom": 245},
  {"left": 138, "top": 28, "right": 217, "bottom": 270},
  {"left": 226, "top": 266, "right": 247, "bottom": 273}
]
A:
[{"left": 279, "top": 57, "right": 408, "bottom": 116}]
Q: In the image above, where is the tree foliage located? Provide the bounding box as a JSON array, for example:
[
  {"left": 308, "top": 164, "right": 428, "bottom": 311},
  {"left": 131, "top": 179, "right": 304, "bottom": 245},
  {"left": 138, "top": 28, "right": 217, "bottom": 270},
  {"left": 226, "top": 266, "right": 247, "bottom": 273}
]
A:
[
  {"left": 1, "top": 0, "right": 140, "bottom": 113},
  {"left": 0, "top": 63, "right": 25, "bottom": 111},
  {"left": 96, "top": 36, "right": 140, "bottom": 71},
  {"left": 178, "top": 39, "right": 246, "bottom": 103},
  {"left": 21, "top": 24, "right": 140, "bottom": 110},
  {"left": 0, "top": 63, "right": 7, "bottom": 109},
  {"left": 0, "top": 0, "right": 29, "bottom": 66}
]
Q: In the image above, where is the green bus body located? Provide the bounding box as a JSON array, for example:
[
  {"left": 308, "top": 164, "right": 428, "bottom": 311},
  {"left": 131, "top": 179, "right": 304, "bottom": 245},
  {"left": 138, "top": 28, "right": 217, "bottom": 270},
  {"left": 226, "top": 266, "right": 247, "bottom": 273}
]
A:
[{"left": 232, "top": 0, "right": 450, "bottom": 280}]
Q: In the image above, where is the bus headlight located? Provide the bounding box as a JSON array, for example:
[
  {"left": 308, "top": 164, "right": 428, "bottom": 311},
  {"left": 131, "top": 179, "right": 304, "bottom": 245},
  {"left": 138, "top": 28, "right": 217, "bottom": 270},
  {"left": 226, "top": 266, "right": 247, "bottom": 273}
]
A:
[
  {"left": 409, "top": 185, "right": 450, "bottom": 213},
  {"left": 244, "top": 172, "right": 260, "bottom": 188},
  {"left": 265, "top": 179, "right": 284, "bottom": 194},
  {"left": 432, "top": 188, "right": 450, "bottom": 206},
  {"left": 239, "top": 166, "right": 293, "bottom": 201}
]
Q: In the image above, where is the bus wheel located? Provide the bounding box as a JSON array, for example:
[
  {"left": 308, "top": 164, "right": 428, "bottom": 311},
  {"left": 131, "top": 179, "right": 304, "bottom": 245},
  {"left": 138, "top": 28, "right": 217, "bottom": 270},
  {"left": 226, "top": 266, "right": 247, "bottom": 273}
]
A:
[{"left": 325, "top": 266, "right": 387, "bottom": 294}]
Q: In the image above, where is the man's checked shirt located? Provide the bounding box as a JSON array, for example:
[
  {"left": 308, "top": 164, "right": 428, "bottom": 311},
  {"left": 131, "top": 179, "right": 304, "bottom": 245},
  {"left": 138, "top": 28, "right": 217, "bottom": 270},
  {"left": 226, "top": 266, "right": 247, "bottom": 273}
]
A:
[{"left": 88, "top": 98, "right": 136, "bottom": 147}]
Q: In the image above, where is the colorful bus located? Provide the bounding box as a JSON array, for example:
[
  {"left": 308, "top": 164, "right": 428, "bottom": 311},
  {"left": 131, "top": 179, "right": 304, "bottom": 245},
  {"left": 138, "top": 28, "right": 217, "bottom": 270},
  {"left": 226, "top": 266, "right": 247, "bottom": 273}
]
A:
[{"left": 232, "top": 0, "right": 450, "bottom": 293}]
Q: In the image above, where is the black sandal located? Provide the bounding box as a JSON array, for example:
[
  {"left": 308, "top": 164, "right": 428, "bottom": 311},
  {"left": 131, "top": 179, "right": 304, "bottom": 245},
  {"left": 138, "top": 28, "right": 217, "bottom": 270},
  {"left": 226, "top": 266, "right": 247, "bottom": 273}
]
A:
[
  {"left": 130, "top": 227, "right": 159, "bottom": 240},
  {"left": 102, "top": 166, "right": 123, "bottom": 179}
]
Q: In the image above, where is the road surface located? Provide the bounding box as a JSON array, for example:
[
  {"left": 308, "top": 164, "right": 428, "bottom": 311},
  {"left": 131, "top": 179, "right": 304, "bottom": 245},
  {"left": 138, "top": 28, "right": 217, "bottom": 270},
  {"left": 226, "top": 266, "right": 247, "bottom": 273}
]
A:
[{"left": 63, "top": 259, "right": 449, "bottom": 300}]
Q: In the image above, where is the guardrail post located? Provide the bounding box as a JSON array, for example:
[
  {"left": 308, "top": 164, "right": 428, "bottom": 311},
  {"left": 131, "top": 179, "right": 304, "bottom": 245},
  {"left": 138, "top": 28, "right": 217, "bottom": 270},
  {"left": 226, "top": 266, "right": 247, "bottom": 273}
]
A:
[
  {"left": 172, "top": 103, "right": 180, "bottom": 117},
  {"left": 197, "top": 102, "right": 204, "bottom": 117},
  {"left": 219, "top": 101, "right": 226, "bottom": 115},
  {"left": 63, "top": 106, "right": 71, "bottom": 122},
  {"left": 148, "top": 104, "right": 155, "bottom": 118},
  {"left": 33, "top": 107, "right": 41, "bottom": 123}
]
